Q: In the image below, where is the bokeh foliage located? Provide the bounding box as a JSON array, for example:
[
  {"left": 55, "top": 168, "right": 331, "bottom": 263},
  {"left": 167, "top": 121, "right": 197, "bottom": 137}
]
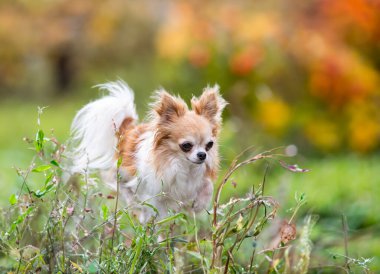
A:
[{"left": 1, "top": 0, "right": 380, "bottom": 154}]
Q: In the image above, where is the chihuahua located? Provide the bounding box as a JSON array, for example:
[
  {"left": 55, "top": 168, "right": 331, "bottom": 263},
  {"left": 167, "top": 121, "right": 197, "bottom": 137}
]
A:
[{"left": 67, "top": 80, "right": 227, "bottom": 222}]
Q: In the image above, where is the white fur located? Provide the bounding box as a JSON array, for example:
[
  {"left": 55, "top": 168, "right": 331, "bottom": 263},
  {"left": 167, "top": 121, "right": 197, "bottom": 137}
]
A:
[{"left": 68, "top": 80, "right": 138, "bottom": 174}]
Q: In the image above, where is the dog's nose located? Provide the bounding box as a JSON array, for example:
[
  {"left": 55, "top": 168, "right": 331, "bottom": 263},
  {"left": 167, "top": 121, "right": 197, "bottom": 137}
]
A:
[{"left": 197, "top": 152, "right": 206, "bottom": 161}]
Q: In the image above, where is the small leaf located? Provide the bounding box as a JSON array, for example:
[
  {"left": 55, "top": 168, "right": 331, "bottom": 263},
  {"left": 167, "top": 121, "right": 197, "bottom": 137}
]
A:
[
  {"left": 10, "top": 206, "right": 35, "bottom": 232},
  {"left": 142, "top": 202, "right": 159, "bottom": 215},
  {"left": 44, "top": 172, "right": 54, "bottom": 185},
  {"left": 33, "top": 189, "right": 46, "bottom": 198},
  {"left": 9, "top": 194, "right": 17, "bottom": 205},
  {"left": 45, "top": 183, "right": 54, "bottom": 192},
  {"left": 32, "top": 165, "right": 51, "bottom": 173},
  {"left": 35, "top": 129, "right": 45, "bottom": 152},
  {"left": 32, "top": 183, "right": 55, "bottom": 198},
  {"left": 129, "top": 236, "right": 143, "bottom": 274},
  {"left": 124, "top": 210, "right": 136, "bottom": 230},
  {"left": 156, "top": 213, "right": 186, "bottom": 225},
  {"left": 117, "top": 157, "right": 123, "bottom": 168},
  {"left": 37, "top": 129, "right": 44, "bottom": 141},
  {"left": 50, "top": 160, "right": 60, "bottom": 167},
  {"left": 101, "top": 204, "right": 108, "bottom": 221}
]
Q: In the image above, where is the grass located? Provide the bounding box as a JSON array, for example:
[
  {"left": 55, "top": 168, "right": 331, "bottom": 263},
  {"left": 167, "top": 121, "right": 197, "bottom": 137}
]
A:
[
  {"left": 0, "top": 124, "right": 303, "bottom": 273},
  {"left": 0, "top": 100, "right": 378, "bottom": 272}
]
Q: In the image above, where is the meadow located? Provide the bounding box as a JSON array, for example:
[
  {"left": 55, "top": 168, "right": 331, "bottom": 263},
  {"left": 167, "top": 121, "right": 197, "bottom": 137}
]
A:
[{"left": 0, "top": 98, "right": 378, "bottom": 272}]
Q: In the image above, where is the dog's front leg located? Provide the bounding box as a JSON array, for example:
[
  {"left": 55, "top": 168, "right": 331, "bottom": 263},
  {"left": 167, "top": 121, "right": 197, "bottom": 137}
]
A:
[{"left": 193, "top": 179, "right": 213, "bottom": 212}]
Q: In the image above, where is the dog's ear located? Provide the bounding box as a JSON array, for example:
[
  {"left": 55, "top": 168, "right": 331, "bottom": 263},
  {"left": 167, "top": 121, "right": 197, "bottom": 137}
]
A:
[
  {"left": 153, "top": 89, "right": 188, "bottom": 123},
  {"left": 191, "top": 85, "right": 227, "bottom": 133}
]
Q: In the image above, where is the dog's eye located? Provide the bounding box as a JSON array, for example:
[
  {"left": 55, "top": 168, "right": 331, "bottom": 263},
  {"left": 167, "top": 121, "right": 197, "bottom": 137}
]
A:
[
  {"left": 206, "top": 141, "right": 214, "bottom": 151},
  {"left": 180, "top": 142, "right": 193, "bottom": 152}
]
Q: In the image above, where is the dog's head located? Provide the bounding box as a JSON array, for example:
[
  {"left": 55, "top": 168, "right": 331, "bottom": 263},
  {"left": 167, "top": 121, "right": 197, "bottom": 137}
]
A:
[{"left": 151, "top": 85, "right": 227, "bottom": 170}]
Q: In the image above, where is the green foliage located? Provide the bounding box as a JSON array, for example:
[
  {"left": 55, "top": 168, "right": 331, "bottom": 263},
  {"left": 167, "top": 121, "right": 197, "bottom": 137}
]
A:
[{"left": 9, "top": 194, "right": 17, "bottom": 206}]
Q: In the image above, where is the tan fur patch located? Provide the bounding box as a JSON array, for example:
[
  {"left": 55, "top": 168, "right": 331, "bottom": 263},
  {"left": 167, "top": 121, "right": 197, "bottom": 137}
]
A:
[
  {"left": 206, "top": 165, "right": 218, "bottom": 181},
  {"left": 192, "top": 91, "right": 219, "bottom": 121},
  {"left": 118, "top": 118, "right": 149, "bottom": 176},
  {"left": 154, "top": 91, "right": 188, "bottom": 123}
]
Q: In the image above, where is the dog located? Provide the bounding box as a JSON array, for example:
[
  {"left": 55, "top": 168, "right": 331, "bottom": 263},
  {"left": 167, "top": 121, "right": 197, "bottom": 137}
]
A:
[{"left": 67, "top": 80, "right": 227, "bottom": 222}]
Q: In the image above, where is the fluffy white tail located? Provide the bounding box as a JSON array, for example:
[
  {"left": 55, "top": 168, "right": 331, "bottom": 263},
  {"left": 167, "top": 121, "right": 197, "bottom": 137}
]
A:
[{"left": 67, "top": 80, "right": 138, "bottom": 174}]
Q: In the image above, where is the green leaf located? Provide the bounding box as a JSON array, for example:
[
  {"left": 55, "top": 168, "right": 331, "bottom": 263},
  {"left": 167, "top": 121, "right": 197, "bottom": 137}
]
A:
[
  {"left": 129, "top": 236, "right": 144, "bottom": 274},
  {"left": 33, "top": 190, "right": 45, "bottom": 198},
  {"left": 9, "top": 206, "right": 35, "bottom": 233},
  {"left": 32, "top": 165, "right": 51, "bottom": 173},
  {"left": 124, "top": 210, "right": 136, "bottom": 230},
  {"left": 9, "top": 194, "right": 17, "bottom": 205},
  {"left": 101, "top": 204, "right": 108, "bottom": 221},
  {"left": 117, "top": 157, "right": 123, "bottom": 168},
  {"left": 32, "top": 183, "right": 55, "bottom": 198},
  {"left": 44, "top": 172, "right": 54, "bottom": 185},
  {"left": 35, "top": 129, "right": 45, "bottom": 152},
  {"left": 156, "top": 213, "right": 186, "bottom": 225},
  {"left": 50, "top": 160, "right": 60, "bottom": 167},
  {"left": 142, "top": 202, "right": 159, "bottom": 216},
  {"left": 33, "top": 189, "right": 46, "bottom": 198}
]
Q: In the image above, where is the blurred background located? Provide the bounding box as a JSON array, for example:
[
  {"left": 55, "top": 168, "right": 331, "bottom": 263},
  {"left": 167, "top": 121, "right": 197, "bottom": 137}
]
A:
[{"left": 0, "top": 0, "right": 379, "bottom": 270}]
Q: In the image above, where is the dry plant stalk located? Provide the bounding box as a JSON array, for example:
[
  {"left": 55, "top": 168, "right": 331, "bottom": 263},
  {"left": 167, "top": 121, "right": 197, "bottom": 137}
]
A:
[{"left": 210, "top": 149, "right": 281, "bottom": 271}]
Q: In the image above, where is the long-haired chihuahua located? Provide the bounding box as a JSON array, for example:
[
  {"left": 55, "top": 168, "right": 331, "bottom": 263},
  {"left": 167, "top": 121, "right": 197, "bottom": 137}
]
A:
[{"left": 67, "top": 80, "right": 227, "bottom": 222}]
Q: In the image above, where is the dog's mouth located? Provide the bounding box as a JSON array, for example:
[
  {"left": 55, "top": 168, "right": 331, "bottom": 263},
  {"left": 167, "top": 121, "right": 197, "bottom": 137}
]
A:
[{"left": 188, "top": 158, "right": 205, "bottom": 165}]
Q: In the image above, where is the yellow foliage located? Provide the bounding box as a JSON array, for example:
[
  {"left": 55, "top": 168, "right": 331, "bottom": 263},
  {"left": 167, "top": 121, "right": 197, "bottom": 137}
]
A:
[
  {"left": 305, "top": 120, "right": 341, "bottom": 151},
  {"left": 257, "top": 98, "right": 291, "bottom": 136},
  {"left": 88, "top": 10, "right": 119, "bottom": 46},
  {"left": 155, "top": 3, "right": 194, "bottom": 61},
  {"left": 235, "top": 12, "right": 280, "bottom": 44},
  {"left": 349, "top": 116, "right": 380, "bottom": 153},
  {"left": 156, "top": 27, "right": 191, "bottom": 61}
]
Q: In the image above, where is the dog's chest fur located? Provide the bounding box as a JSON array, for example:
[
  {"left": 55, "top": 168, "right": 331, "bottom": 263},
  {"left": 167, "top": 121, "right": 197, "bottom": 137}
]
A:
[{"left": 164, "top": 159, "right": 206, "bottom": 202}]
